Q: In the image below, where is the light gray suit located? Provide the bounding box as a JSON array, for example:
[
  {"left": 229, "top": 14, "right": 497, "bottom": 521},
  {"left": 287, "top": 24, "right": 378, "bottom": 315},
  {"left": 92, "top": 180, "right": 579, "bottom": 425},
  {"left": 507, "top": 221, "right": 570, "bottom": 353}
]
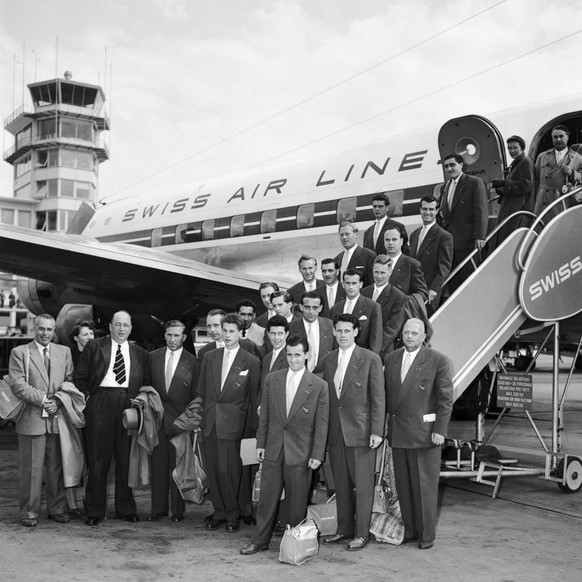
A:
[{"left": 9, "top": 341, "right": 74, "bottom": 519}]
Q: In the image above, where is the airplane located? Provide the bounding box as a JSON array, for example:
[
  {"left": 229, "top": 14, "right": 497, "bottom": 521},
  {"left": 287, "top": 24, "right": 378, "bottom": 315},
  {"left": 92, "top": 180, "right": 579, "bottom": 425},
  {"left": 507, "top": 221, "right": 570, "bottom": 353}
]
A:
[{"left": 1, "top": 90, "right": 582, "bottom": 347}]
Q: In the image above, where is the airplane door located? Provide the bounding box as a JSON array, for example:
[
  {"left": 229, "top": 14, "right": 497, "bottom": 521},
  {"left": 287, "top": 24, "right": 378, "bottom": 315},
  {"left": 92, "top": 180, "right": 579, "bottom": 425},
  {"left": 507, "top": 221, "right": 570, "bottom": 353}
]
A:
[{"left": 438, "top": 115, "right": 506, "bottom": 230}]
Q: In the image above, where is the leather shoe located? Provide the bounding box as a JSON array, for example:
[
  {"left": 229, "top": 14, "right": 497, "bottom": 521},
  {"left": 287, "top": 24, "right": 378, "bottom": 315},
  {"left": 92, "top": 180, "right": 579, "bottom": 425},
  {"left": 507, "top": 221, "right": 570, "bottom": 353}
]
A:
[
  {"left": 401, "top": 536, "right": 418, "bottom": 544},
  {"left": 347, "top": 537, "right": 368, "bottom": 551},
  {"left": 241, "top": 514, "right": 256, "bottom": 526},
  {"left": 323, "top": 533, "right": 350, "bottom": 544},
  {"left": 48, "top": 513, "right": 70, "bottom": 524},
  {"left": 85, "top": 518, "right": 100, "bottom": 526},
  {"left": 226, "top": 520, "right": 240, "bottom": 533},
  {"left": 272, "top": 524, "right": 286, "bottom": 537},
  {"left": 146, "top": 513, "right": 167, "bottom": 521},
  {"left": 205, "top": 518, "right": 227, "bottom": 531},
  {"left": 171, "top": 514, "right": 184, "bottom": 522},
  {"left": 240, "top": 543, "right": 269, "bottom": 555},
  {"left": 418, "top": 540, "right": 434, "bottom": 550},
  {"left": 123, "top": 513, "right": 140, "bottom": 523},
  {"left": 21, "top": 517, "right": 38, "bottom": 527}
]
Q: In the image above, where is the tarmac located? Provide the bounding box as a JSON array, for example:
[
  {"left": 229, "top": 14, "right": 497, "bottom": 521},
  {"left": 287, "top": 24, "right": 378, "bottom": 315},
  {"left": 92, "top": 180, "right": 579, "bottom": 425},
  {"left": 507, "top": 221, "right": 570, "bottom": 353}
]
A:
[{"left": 1, "top": 354, "right": 581, "bottom": 582}]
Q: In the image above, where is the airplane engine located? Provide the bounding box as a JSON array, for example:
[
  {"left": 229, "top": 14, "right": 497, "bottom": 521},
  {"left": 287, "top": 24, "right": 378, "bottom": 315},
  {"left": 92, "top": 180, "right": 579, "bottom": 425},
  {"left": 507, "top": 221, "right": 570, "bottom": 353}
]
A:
[{"left": 17, "top": 279, "right": 64, "bottom": 318}]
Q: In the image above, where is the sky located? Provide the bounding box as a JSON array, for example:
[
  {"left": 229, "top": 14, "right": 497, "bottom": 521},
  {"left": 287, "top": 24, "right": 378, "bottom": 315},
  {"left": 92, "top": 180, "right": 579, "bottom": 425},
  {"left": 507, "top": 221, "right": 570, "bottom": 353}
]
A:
[{"left": 1, "top": 0, "right": 581, "bottom": 204}]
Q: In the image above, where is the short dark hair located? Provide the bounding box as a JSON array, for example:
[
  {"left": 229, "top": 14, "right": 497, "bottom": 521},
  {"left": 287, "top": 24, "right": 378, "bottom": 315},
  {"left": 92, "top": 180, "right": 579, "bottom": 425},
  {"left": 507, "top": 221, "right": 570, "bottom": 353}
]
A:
[
  {"left": 321, "top": 257, "right": 340, "bottom": 270},
  {"left": 420, "top": 195, "right": 438, "bottom": 206},
  {"left": 506, "top": 135, "right": 526, "bottom": 150},
  {"left": 552, "top": 124, "right": 570, "bottom": 136},
  {"left": 333, "top": 313, "right": 360, "bottom": 331},
  {"left": 373, "top": 254, "right": 392, "bottom": 266},
  {"left": 236, "top": 299, "right": 256, "bottom": 313},
  {"left": 271, "top": 290, "right": 293, "bottom": 304},
  {"left": 286, "top": 335, "right": 309, "bottom": 353},
  {"left": 342, "top": 268, "right": 363, "bottom": 282},
  {"left": 300, "top": 290, "right": 323, "bottom": 305},
  {"left": 372, "top": 193, "right": 390, "bottom": 206},
  {"left": 298, "top": 255, "right": 317, "bottom": 267},
  {"left": 259, "top": 281, "right": 279, "bottom": 292},
  {"left": 443, "top": 152, "right": 464, "bottom": 165},
  {"left": 266, "top": 314, "right": 289, "bottom": 332},
  {"left": 222, "top": 313, "right": 243, "bottom": 331},
  {"left": 164, "top": 319, "right": 186, "bottom": 332},
  {"left": 70, "top": 319, "right": 95, "bottom": 342},
  {"left": 384, "top": 224, "right": 405, "bottom": 240}
]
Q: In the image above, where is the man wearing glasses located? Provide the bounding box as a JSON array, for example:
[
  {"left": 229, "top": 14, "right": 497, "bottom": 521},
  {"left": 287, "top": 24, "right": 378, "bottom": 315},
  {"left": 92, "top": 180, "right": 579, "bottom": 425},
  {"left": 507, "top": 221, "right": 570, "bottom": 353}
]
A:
[{"left": 75, "top": 311, "right": 148, "bottom": 526}]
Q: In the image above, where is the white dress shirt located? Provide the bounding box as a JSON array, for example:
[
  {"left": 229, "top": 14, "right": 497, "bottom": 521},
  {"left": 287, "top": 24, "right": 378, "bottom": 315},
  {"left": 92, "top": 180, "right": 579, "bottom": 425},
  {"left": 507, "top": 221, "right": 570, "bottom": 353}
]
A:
[{"left": 101, "top": 340, "right": 130, "bottom": 388}]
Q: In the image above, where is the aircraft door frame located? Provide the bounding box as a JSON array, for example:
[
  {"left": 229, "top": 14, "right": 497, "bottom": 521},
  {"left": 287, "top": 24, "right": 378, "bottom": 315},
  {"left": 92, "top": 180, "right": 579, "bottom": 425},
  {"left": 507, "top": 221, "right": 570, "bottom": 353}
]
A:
[{"left": 438, "top": 115, "right": 507, "bottom": 230}]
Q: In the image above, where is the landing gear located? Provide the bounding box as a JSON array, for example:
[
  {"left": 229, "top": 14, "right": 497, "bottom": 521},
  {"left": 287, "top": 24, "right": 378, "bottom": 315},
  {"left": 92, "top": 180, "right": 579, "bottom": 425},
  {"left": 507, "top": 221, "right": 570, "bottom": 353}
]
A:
[{"left": 557, "top": 456, "right": 582, "bottom": 493}]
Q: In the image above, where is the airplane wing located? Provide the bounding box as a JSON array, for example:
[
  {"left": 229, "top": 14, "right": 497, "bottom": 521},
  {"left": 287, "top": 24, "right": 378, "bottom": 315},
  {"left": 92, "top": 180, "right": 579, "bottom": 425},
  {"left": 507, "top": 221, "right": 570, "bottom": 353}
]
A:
[{"left": 0, "top": 224, "right": 262, "bottom": 317}]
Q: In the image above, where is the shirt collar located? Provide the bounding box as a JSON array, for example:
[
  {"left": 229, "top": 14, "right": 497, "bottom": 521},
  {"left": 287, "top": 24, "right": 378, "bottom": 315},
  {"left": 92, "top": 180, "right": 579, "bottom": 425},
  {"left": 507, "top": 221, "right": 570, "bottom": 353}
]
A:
[{"left": 35, "top": 341, "right": 49, "bottom": 354}]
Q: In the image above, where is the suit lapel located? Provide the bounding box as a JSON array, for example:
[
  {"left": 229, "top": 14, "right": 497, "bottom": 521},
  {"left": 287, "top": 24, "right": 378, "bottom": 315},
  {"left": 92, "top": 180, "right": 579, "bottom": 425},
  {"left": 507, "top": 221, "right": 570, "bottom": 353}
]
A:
[
  {"left": 418, "top": 226, "right": 435, "bottom": 256},
  {"left": 272, "top": 371, "right": 288, "bottom": 422},
  {"left": 394, "top": 347, "right": 427, "bottom": 410},
  {"left": 451, "top": 174, "right": 465, "bottom": 212},
  {"left": 340, "top": 348, "right": 362, "bottom": 399},
  {"left": 287, "top": 372, "right": 313, "bottom": 421},
  {"left": 29, "top": 342, "right": 49, "bottom": 386},
  {"left": 220, "top": 348, "right": 246, "bottom": 398},
  {"left": 168, "top": 351, "right": 190, "bottom": 395}
]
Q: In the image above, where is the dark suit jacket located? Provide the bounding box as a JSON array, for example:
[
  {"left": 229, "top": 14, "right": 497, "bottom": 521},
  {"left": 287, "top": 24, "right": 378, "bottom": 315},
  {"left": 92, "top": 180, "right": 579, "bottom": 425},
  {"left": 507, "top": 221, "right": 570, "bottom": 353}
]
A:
[
  {"left": 75, "top": 337, "right": 148, "bottom": 399},
  {"left": 318, "top": 346, "right": 385, "bottom": 447},
  {"left": 198, "top": 346, "right": 260, "bottom": 440},
  {"left": 334, "top": 245, "right": 376, "bottom": 288},
  {"left": 439, "top": 173, "right": 489, "bottom": 251},
  {"left": 389, "top": 254, "right": 429, "bottom": 301},
  {"left": 363, "top": 217, "right": 408, "bottom": 255},
  {"left": 409, "top": 223, "right": 453, "bottom": 294},
  {"left": 330, "top": 295, "right": 382, "bottom": 354},
  {"left": 320, "top": 283, "right": 346, "bottom": 319},
  {"left": 362, "top": 284, "right": 406, "bottom": 358},
  {"left": 287, "top": 279, "right": 325, "bottom": 305},
  {"left": 147, "top": 347, "right": 200, "bottom": 434},
  {"left": 257, "top": 369, "right": 329, "bottom": 465},
  {"left": 289, "top": 317, "right": 335, "bottom": 368},
  {"left": 262, "top": 314, "right": 299, "bottom": 354},
  {"left": 198, "top": 339, "right": 263, "bottom": 361},
  {"left": 384, "top": 346, "right": 453, "bottom": 449}
]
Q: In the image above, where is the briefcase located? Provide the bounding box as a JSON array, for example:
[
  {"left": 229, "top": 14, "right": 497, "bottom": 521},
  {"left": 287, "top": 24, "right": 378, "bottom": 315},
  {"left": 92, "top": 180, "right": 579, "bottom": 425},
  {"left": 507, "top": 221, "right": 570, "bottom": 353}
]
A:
[
  {"left": 0, "top": 375, "right": 25, "bottom": 422},
  {"left": 279, "top": 517, "right": 319, "bottom": 566},
  {"left": 306, "top": 494, "right": 337, "bottom": 536}
]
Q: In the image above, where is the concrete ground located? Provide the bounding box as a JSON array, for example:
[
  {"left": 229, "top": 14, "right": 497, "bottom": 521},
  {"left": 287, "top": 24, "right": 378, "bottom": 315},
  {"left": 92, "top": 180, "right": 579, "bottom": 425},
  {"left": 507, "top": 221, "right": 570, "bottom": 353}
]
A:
[{"left": 1, "top": 354, "right": 581, "bottom": 582}]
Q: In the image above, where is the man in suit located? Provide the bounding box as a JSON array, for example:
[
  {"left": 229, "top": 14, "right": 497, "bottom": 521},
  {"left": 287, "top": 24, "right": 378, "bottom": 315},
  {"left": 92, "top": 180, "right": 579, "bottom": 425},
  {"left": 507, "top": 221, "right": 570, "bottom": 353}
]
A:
[
  {"left": 363, "top": 193, "right": 409, "bottom": 255},
  {"left": 236, "top": 300, "right": 266, "bottom": 349},
  {"left": 198, "top": 313, "right": 261, "bottom": 533},
  {"left": 534, "top": 124, "right": 582, "bottom": 221},
  {"left": 330, "top": 269, "right": 382, "bottom": 354},
  {"left": 240, "top": 336, "right": 329, "bottom": 555},
  {"left": 362, "top": 255, "right": 407, "bottom": 358},
  {"left": 335, "top": 221, "right": 376, "bottom": 288},
  {"left": 9, "top": 314, "right": 74, "bottom": 527},
  {"left": 384, "top": 225, "right": 429, "bottom": 309},
  {"left": 287, "top": 255, "right": 325, "bottom": 305},
  {"left": 409, "top": 196, "right": 453, "bottom": 315},
  {"left": 289, "top": 291, "right": 335, "bottom": 371},
  {"left": 384, "top": 318, "right": 453, "bottom": 550},
  {"left": 263, "top": 291, "right": 299, "bottom": 353},
  {"left": 75, "top": 310, "right": 148, "bottom": 526},
  {"left": 318, "top": 314, "right": 385, "bottom": 551},
  {"left": 255, "top": 282, "right": 279, "bottom": 329},
  {"left": 320, "top": 258, "right": 346, "bottom": 319},
  {"left": 260, "top": 315, "right": 290, "bottom": 389},
  {"left": 439, "top": 152, "right": 489, "bottom": 289},
  {"left": 147, "top": 319, "right": 200, "bottom": 522},
  {"left": 199, "top": 309, "right": 263, "bottom": 362}
]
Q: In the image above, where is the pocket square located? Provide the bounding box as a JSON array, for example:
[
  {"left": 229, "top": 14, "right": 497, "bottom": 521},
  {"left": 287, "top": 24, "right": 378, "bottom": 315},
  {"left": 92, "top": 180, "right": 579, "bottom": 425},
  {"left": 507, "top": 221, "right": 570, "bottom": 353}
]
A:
[
  {"left": 239, "top": 369, "right": 249, "bottom": 376},
  {"left": 359, "top": 315, "right": 368, "bottom": 320}
]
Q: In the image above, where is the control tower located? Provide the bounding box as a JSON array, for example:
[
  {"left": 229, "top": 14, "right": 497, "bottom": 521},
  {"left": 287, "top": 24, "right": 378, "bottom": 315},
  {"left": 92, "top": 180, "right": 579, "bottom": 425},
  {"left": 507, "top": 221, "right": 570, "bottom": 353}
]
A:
[{"left": 3, "top": 71, "right": 109, "bottom": 232}]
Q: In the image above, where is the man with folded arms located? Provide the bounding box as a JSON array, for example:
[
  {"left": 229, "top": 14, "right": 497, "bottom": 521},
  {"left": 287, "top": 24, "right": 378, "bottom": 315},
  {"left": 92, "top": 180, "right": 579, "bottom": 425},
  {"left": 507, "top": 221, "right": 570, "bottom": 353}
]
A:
[{"left": 240, "top": 336, "right": 329, "bottom": 555}]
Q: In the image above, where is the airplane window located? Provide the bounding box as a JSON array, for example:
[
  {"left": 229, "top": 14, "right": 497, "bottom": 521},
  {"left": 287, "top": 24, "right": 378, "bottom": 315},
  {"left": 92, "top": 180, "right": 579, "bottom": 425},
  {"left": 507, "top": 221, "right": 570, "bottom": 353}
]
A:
[
  {"left": 337, "top": 198, "right": 357, "bottom": 223},
  {"left": 202, "top": 219, "right": 215, "bottom": 240},
  {"left": 175, "top": 224, "right": 187, "bottom": 244},
  {"left": 260, "top": 210, "right": 276, "bottom": 233},
  {"left": 151, "top": 228, "right": 162, "bottom": 247},
  {"left": 297, "top": 204, "right": 315, "bottom": 228},
  {"left": 230, "top": 215, "right": 245, "bottom": 237},
  {"left": 386, "top": 189, "right": 404, "bottom": 217}
]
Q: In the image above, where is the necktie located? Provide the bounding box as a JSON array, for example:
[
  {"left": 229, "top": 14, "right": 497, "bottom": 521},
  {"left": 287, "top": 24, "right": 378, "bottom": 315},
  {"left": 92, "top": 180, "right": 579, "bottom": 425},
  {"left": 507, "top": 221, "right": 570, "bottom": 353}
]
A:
[
  {"left": 307, "top": 324, "right": 317, "bottom": 372},
  {"left": 344, "top": 299, "right": 353, "bottom": 314},
  {"left": 114, "top": 344, "right": 126, "bottom": 385},
  {"left": 327, "top": 286, "right": 334, "bottom": 309},
  {"left": 269, "top": 349, "right": 278, "bottom": 371},
  {"left": 165, "top": 351, "right": 174, "bottom": 390},
  {"left": 372, "top": 286, "right": 380, "bottom": 301},
  {"left": 417, "top": 225, "right": 428, "bottom": 252},
  {"left": 373, "top": 220, "right": 381, "bottom": 247},
  {"left": 221, "top": 350, "right": 230, "bottom": 390},
  {"left": 333, "top": 350, "right": 348, "bottom": 397},
  {"left": 286, "top": 371, "right": 298, "bottom": 417},
  {"left": 43, "top": 347, "right": 50, "bottom": 376},
  {"left": 401, "top": 351, "right": 413, "bottom": 383},
  {"left": 447, "top": 179, "right": 457, "bottom": 210}
]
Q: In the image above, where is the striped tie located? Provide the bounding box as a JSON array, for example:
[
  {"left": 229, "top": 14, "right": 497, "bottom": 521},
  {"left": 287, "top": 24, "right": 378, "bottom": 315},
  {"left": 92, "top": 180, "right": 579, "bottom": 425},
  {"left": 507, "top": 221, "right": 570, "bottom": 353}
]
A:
[{"left": 114, "top": 344, "right": 126, "bottom": 385}]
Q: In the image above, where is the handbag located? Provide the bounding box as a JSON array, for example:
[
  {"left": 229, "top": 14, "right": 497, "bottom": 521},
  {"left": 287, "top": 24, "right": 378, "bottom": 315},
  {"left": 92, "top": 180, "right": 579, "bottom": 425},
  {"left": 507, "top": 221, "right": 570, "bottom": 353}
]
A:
[
  {"left": 0, "top": 347, "right": 29, "bottom": 422},
  {"left": 372, "top": 440, "right": 392, "bottom": 514},
  {"left": 278, "top": 517, "right": 319, "bottom": 566},
  {"left": 173, "top": 432, "right": 207, "bottom": 504},
  {"left": 306, "top": 493, "right": 337, "bottom": 536}
]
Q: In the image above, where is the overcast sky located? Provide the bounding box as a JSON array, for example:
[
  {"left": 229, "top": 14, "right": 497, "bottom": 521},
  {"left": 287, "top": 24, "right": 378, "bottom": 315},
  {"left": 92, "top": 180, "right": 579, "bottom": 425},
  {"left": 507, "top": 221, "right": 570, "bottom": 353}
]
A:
[{"left": 1, "top": 0, "right": 581, "bottom": 204}]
